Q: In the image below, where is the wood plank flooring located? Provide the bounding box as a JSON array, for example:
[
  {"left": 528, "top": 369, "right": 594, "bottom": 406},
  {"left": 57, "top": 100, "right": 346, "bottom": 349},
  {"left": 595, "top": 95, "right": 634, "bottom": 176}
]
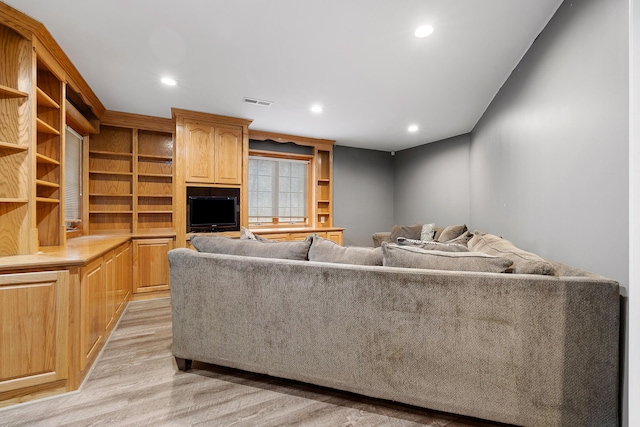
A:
[{"left": 0, "top": 298, "right": 510, "bottom": 427}]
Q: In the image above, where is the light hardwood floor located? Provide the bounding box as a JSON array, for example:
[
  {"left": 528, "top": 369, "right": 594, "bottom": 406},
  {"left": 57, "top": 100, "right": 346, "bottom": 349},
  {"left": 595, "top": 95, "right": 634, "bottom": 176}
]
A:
[{"left": 0, "top": 298, "right": 509, "bottom": 427}]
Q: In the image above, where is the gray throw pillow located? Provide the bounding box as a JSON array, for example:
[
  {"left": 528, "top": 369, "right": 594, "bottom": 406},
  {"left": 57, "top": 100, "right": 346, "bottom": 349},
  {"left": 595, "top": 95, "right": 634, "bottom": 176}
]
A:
[
  {"left": 309, "top": 235, "right": 383, "bottom": 265},
  {"left": 467, "top": 232, "right": 554, "bottom": 275},
  {"left": 381, "top": 242, "right": 513, "bottom": 273},
  {"left": 437, "top": 224, "right": 468, "bottom": 242},
  {"left": 390, "top": 224, "right": 423, "bottom": 243},
  {"left": 191, "top": 235, "right": 312, "bottom": 260}
]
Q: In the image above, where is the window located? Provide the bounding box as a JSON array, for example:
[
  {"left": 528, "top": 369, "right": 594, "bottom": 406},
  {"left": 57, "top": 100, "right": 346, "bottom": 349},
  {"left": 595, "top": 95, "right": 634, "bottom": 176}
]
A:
[
  {"left": 248, "top": 156, "right": 309, "bottom": 225},
  {"left": 64, "top": 127, "right": 83, "bottom": 233}
]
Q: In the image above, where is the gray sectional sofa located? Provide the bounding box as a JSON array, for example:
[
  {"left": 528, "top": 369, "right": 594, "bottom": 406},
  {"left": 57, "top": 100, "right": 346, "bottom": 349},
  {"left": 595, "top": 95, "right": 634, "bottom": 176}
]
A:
[{"left": 169, "top": 231, "right": 620, "bottom": 427}]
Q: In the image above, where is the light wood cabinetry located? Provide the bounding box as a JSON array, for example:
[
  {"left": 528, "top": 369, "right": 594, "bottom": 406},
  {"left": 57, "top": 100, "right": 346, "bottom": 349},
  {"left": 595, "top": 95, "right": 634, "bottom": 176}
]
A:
[
  {"left": 253, "top": 228, "right": 343, "bottom": 245},
  {"left": 0, "top": 270, "right": 69, "bottom": 395},
  {"left": 315, "top": 148, "right": 333, "bottom": 228},
  {"left": 34, "top": 54, "right": 65, "bottom": 248},
  {"left": 79, "top": 241, "right": 131, "bottom": 370},
  {"left": 137, "top": 130, "right": 174, "bottom": 232},
  {"left": 184, "top": 120, "right": 243, "bottom": 185},
  {"left": 173, "top": 109, "right": 252, "bottom": 247},
  {"left": 86, "top": 112, "right": 175, "bottom": 234},
  {"left": 132, "top": 238, "right": 173, "bottom": 294},
  {"left": 0, "top": 24, "right": 32, "bottom": 256}
]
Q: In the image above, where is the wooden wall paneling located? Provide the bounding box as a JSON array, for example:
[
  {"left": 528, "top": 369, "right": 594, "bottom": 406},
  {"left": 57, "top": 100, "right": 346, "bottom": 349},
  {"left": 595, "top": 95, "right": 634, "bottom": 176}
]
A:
[{"left": 0, "top": 270, "right": 69, "bottom": 395}]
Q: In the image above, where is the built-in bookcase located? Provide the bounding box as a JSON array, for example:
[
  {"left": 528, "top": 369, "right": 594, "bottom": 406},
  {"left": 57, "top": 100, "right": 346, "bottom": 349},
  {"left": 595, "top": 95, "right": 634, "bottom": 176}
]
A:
[
  {"left": 88, "top": 126, "right": 134, "bottom": 233},
  {"left": 0, "top": 24, "right": 32, "bottom": 256},
  {"left": 316, "top": 148, "right": 333, "bottom": 228},
  {"left": 86, "top": 117, "right": 174, "bottom": 234},
  {"left": 34, "top": 56, "right": 64, "bottom": 247},
  {"left": 136, "top": 130, "right": 174, "bottom": 232}
]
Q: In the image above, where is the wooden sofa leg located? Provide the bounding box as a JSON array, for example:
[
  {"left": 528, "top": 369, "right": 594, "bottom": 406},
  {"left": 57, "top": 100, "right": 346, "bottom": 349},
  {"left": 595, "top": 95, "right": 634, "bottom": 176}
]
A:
[{"left": 175, "top": 357, "right": 192, "bottom": 371}]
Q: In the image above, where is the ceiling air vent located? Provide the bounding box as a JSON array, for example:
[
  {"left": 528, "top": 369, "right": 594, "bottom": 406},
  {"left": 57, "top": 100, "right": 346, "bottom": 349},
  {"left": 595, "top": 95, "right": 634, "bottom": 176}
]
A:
[{"left": 242, "top": 97, "right": 273, "bottom": 107}]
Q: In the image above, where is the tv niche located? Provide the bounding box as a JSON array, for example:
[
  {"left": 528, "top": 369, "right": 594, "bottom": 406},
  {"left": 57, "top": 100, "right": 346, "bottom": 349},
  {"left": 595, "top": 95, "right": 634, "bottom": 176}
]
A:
[{"left": 186, "top": 187, "right": 240, "bottom": 233}]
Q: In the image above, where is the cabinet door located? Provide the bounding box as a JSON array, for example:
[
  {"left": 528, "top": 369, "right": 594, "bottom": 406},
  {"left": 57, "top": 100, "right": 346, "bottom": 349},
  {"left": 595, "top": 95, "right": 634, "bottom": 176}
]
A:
[
  {"left": 0, "top": 271, "right": 69, "bottom": 394},
  {"left": 104, "top": 250, "right": 115, "bottom": 331},
  {"left": 185, "top": 122, "right": 215, "bottom": 182},
  {"left": 81, "top": 257, "right": 105, "bottom": 370},
  {"left": 133, "top": 238, "right": 174, "bottom": 294},
  {"left": 114, "top": 242, "right": 132, "bottom": 315},
  {"left": 214, "top": 126, "right": 243, "bottom": 184},
  {"left": 326, "top": 231, "right": 343, "bottom": 245}
]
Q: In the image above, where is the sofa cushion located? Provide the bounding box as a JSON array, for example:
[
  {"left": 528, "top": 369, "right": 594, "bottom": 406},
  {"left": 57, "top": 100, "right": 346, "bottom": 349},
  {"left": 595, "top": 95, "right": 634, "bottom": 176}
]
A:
[
  {"left": 389, "top": 224, "right": 423, "bottom": 243},
  {"left": 437, "top": 224, "right": 468, "bottom": 242},
  {"left": 309, "top": 235, "right": 383, "bottom": 265},
  {"left": 382, "top": 242, "right": 513, "bottom": 273},
  {"left": 191, "top": 235, "right": 312, "bottom": 260},
  {"left": 467, "top": 232, "right": 555, "bottom": 275},
  {"left": 396, "top": 237, "right": 469, "bottom": 252}
]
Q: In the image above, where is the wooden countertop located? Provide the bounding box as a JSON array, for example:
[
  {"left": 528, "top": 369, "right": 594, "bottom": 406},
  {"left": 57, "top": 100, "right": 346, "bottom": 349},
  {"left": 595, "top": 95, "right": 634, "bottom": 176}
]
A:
[{"left": 0, "top": 232, "right": 176, "bottom": 272}]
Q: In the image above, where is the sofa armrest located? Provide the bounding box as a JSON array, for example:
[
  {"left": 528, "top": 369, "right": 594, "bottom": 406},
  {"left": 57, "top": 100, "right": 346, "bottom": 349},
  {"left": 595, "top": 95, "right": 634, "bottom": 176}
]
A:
[{"left": 372, "top": 231, "right": 391, "bottom": 247}]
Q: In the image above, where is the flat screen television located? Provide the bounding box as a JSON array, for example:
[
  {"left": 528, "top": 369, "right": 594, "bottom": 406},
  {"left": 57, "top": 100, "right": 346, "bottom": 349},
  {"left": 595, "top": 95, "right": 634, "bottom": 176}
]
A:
[{"left": 188, "top": 196, "right": 239, "bottom": 232}]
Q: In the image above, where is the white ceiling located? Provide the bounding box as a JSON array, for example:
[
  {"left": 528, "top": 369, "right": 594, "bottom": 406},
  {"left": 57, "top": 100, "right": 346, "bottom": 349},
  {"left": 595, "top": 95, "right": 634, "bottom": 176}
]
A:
[{"left": 5, "top": 0, "right": 562, "bottom": 151}]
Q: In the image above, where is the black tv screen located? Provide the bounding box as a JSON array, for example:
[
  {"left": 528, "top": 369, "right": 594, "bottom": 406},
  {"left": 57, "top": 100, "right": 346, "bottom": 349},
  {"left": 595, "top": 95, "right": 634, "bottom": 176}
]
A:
[{"left": 188, "top": 196, "right": 238, "bottom": 229}]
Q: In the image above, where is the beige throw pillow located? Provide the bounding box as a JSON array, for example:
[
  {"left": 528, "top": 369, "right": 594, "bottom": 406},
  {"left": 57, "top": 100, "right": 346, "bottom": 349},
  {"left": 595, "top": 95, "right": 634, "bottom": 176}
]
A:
[
  {"left": 381, "top": 243, "right": 513, "bottom": 273},
  {"left": 467, "top": 232, "right": 554, "bottom": 275},
  {"left": 309, "top": 235, "right": 383, "bottom": 265},
  {"left": 437, "top": 224, "right": 468, "bottom": 242}
]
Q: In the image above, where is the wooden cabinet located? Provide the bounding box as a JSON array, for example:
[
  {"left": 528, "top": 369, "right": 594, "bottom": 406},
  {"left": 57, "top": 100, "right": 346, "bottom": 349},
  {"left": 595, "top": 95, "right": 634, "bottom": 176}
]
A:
[
  {"left": 79, "top": 241, "right": 131, "bottom": 370},
  {"left": 133, "top": 238, "right": 173, "bottom": 294},
  {"left": 253, "top": 228, "right": 343, "bottom": 245},
  {"left": 0, "top": 270, "right": 69, "bottom": 395},
  {"left": 184, "top": 121, "right": 242, "bottom": 185}
]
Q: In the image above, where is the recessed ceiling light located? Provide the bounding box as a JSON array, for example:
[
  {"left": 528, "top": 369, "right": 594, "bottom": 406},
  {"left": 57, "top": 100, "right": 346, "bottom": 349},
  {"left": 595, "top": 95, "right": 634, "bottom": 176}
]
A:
[
  {"left": 408, "top": 124, "right": 419, "bottom": 133},
  {"left": 414, "top": 25, "right": 434, "bottom": 38},
  {"left": 311, "top": 104, "right": 323, "bottom": 114},
  {"left": 161, "top": 76, "right": 177, "bottom": 86}
]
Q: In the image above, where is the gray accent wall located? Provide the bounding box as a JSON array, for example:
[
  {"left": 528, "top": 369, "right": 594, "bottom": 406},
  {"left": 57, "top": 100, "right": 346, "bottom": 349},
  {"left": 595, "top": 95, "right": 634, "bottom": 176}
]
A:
[
  {"left": 470, "top": 0, "right": 629, "bottom": 286},
  {"left": 333, "top": 145, "right": 393, "bottom": 246},
  {"left": 392, "top": 134, "right": 471, "bottom": 228}
]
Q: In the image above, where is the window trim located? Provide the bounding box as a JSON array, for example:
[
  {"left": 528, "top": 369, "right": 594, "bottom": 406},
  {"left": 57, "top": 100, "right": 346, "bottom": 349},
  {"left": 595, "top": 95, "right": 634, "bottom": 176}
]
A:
[{"left": 248, "top": 150, "right": 313, "bottom": 229}]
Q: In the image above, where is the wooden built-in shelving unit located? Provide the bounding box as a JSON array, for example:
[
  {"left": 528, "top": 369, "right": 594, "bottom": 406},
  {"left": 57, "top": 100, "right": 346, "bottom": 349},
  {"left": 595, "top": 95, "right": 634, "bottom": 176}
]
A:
[
  {"left": 0, "top": 24, "right": 32, "bottom": 256},
  {"left": 86, "top": 113, "right": 175, "bottom": 234}
]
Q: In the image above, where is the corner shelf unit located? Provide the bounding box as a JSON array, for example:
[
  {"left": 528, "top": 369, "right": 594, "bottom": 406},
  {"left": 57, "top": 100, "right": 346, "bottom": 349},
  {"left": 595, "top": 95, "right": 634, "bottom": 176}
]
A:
[{"left": 86, "top": 122, "right": 174, "bottom": 234}]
